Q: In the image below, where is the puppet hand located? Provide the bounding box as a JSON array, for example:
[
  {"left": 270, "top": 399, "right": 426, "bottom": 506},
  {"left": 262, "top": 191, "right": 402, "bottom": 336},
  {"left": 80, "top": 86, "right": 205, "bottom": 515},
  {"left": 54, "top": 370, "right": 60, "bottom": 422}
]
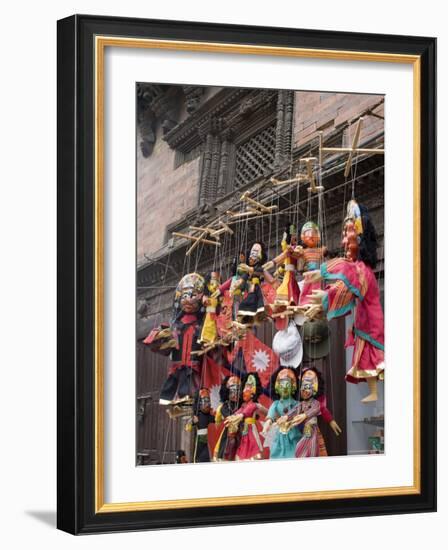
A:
[
  {"left": 303, "top": 269, "right": 322, "bottom": 283},
  {"left": 211, "top": 289, "right": 221, "bottom": 299},
  {"left": 262, "top": 260, "right": 275, "bottom": 271},
  {"left": 276, "top": 415, "right": 288, "bottom": 426},
  {"left": 261, "top": 420, "right": 272, "bottom": 437},
  {"left": 309, "top": 289, "right": 326, "bottom": 305},
  {"left": 330, "top": 420, "right": 342, "bottom": 436},
  {"left": 293, "top": 245, "right": 304, "bottom": 256},
  {"left": 304, "top": 304, "right": 323, "bottom": 320},
  {"left": 238, "top": 263, "right": 251, "bottom": 273},
  {"left": 292, "top": 413, "right": 307, "bottom": 426},
  {"left": 224, "top": 414, "right": 241, "bottom": 427}
]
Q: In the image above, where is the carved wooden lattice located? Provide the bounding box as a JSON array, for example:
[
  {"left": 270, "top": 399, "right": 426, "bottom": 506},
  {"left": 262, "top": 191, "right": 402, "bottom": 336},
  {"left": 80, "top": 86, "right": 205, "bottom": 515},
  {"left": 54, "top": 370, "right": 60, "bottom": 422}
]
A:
[{"left": 234, "top": 123, "right": 276, "bottom": 188}]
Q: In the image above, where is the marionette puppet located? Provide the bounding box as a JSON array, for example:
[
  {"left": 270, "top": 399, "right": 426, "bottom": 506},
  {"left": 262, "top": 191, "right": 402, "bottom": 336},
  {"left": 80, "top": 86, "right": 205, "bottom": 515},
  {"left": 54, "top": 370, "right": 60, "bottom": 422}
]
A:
[
  {"left": 146, "top": 272, "right": 205, "bottom": 407},
  {"left": 277, "top": 368, "right": 322, "bottom": 458},
  {"left": 213, "top": 375, "right": 243, "bottom": 461},
  {"left": 297, "top": 221, "right": 328, "bottom": 306},
  {"left": 224, "top": 372, "right": 268, "bottom": 460},
  {"left": 198, "top": 271, "right": 221, "bottom": 345},
  {"left": 214, "top": 252, "right": 249, "bottom": 329},
  {"left": 186, "top": 388, "right": 215, "bottom": 463},
  {"left": 302, "top": 321, "right": 343, "bottom": 441},
  {"left": 237, "top": 241, "right": 273, "bottom": 326},
  {"left": 263, "top": 223, "right": 301, "bottom": 307},
  {"left": 299, "top": 366, "right": 342, "bottom": 455},
  {"left": 262, "top": 367, "right": 301, "bottom": 459},
  {"left": 304, "top": 200, "right": 384, "bottom": 403}
]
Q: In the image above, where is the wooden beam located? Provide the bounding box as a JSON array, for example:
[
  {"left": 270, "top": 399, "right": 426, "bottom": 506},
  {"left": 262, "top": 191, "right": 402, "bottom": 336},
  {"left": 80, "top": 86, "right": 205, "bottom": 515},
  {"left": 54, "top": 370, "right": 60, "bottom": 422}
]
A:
[{"left": 321, "top": 147, "right": 384, "bottom": 154}]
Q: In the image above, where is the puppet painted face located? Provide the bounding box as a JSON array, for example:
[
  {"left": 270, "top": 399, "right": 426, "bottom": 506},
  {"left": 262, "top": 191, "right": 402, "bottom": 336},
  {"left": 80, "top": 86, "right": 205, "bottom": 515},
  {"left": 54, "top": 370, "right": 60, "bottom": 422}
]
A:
[
  {"left": 177, "top": 273, "right": 205, "bottom": 313},
  {"left": 300, "top": 369, "right": 318, "bottom": 400},
  {"left": 275, "top": 369, "right": 296, "bottom": 399},
  {"left": 198, "top": 389, "right": 211, "bottom": 413},
  {"left": 248, "top": 243, "right": 263, "bottom": 266},
  {"left": 301, "top": 222, "right": 321, "bottom": 248},
  {"left": 227, "top": 376, "right": 241, "bottom": 402},
  {"left": 242, "top": 374, "right": 257, "bottom": 402},
  {"left": 342, "top": 220, "right": 359, "bottom": 262},
  {"left": 208, "top": 272, "right": 220, "bottom": 294}
]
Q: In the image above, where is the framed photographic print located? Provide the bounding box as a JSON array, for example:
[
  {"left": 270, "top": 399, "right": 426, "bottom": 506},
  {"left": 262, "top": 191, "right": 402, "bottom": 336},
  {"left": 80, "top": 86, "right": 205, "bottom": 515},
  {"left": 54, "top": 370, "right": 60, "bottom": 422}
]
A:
[{"left": 57, "top": 14, "right": 436, "bottom": 534}]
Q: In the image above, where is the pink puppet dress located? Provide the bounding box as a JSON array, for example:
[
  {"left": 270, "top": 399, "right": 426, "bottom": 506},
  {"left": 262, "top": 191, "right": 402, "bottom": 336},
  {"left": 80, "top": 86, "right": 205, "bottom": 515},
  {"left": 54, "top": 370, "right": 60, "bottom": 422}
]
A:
[
  {"left": 298, "top": 222, "right": 327, "bottom": 306},
  {"left": 234, "top": 401, "right": 265, "bottom": 460},
  {"left": 225, "top": 373, "right": 266, "bottom": 460},
  {"left": 320, "top": 257, "right": 385, "bottom": 383}
]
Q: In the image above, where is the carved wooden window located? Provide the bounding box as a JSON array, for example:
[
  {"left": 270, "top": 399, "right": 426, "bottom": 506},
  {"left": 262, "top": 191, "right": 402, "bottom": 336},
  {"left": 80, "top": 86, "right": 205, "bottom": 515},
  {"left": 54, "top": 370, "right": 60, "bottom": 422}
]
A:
[
  {"left": 163, "top": 87, "right": 295, "bottom": 205},
  {"left": 234, "top": 122, "right": 277, "bottom": 188}
]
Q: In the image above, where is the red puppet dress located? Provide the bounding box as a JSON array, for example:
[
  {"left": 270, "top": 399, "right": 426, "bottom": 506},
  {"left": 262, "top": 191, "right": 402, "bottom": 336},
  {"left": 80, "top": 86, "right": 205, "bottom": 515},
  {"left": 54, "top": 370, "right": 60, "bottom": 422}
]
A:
[
  {"left": 235, "top": 401, "right": 264, "bottom": 460},
  {"left": 320, "top": 258, "right": 385, "bottom": 383}
]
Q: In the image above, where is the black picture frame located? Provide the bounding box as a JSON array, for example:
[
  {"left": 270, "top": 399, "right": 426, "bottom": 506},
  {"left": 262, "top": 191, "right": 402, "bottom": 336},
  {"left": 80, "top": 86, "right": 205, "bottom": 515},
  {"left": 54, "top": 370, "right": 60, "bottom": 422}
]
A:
[{"left": 57, "top": 14, "right": 436, "bottom": 534}]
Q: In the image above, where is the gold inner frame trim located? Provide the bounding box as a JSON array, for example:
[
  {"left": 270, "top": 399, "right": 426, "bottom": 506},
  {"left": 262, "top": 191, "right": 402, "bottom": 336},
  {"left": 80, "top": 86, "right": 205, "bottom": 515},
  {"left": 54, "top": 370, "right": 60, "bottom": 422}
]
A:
[{"left": 94, "top": 35, "right": 421, "bottom": 513}]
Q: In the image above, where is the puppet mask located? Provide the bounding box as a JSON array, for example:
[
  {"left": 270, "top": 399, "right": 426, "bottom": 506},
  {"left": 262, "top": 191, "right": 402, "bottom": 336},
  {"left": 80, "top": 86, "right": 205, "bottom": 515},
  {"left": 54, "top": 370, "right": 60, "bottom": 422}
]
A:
[
  {"left": 300, "top": 369, "right": 318, "bottom": 400},
  {"left": 243, "top": 374, "right": 257, "bottom": 402},
  {"left": 248, "top": 243, "right": 263, "bottom": 265},
  {"left": 301, "top": 221, "right": 321, "bottom": 248},
  {"left": 275, "top": 368, "right": 297, "bottom": 399},
  {"left": 176, "top": 273, "right": 205, "bottom": 313},
  {"left": 198, "top": 389, "right": 211, "bottom": 413},
  {"left": 342, "top": 220, "right": 359, "bottom": 262},
  {"left": 227, "top": 376, "right": 241, "bottom": 402}
]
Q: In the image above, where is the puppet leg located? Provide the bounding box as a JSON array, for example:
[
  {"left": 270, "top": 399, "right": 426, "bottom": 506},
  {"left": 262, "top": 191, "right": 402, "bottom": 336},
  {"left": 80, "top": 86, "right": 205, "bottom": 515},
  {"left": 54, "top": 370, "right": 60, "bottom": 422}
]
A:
[{"left": 361, "top": 377, "right": 378, "bottom": 403}]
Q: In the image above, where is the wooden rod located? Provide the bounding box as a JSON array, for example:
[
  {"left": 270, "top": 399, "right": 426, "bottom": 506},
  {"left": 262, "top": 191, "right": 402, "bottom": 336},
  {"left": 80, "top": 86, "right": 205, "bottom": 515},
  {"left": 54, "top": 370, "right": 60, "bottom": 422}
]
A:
[
  {"left": 184, "top": 231, "right": 208, "bottom": 256},
  {"left": 227, "top": 210, "right": 259, "bottom": 219},
  {"left": 344, "top": 117, "right": 363, "bottom": 177},
  {"left": 270, "top": 174, "right": 305, "bottom": 186},
  {"left": 318, "top": 132, "right": 323, "bottom": 170},
  {"left": 172, "top": 232, "right": 222, "bottom": 246},
  {"left": 218, "top": 220, "right": 234, "bottom": 235},
  {"left": 189, "top": 226, "right": 215, "bottom": 234},
  {"left": 301, "top": 157, "right": 319, "bottom": 193},
  {"left": 241, "top": 191, "right": 278, "bottom": 213}
]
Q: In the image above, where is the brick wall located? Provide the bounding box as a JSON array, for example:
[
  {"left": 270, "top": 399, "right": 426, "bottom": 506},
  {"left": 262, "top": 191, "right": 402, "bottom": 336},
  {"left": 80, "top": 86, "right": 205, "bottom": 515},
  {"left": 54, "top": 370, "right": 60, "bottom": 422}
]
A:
[
  {"left": 293, "top": 92, "right": 384, "bottom": 149},
  {"left": 137, "top": 124, "right": 201, "bottom": 262}
]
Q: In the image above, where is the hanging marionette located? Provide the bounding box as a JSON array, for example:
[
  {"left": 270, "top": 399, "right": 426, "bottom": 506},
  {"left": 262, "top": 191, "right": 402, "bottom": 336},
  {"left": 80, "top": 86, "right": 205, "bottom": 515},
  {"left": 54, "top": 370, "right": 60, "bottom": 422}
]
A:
[
  {"left": 261, "top": 367, "right": 301, "bottom": 459},
  {"left": 224, "top": 372, "right": 268, "bottom": 461},
  {"left": 198, "top": 271, "right": 221, "bottom": 345},
  {"left": 304, "top": 200, "right": 384, "bottom": 402},
  {"left": 186, "top": 388, "right": 215, "bottom": 463},
  {"left": 296, "top": 221, "right": 328, "bottom": 306},
  {"left": 214, "top": 251, "right": 249, "bottom": 327},
  {"left": 301, "top": 321, "right": 343, "bottom": 442},
  {"left": 213, "top": 375, "right": 243, "bottom": 461},
  {"left": 263, "top": 222, "right": 301, "bottom": 307},
  {"left": 298, "top": 365, "right": 342, "bottom": 455},
  {"left": 147, "top": 272, "right": 205, "bottom": 406},
  {"left": 236, "top": 241, "right": 270, "bottom": 326},
  {"left": 277, "top": 368, "right": 322, "bottom": 458}
]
